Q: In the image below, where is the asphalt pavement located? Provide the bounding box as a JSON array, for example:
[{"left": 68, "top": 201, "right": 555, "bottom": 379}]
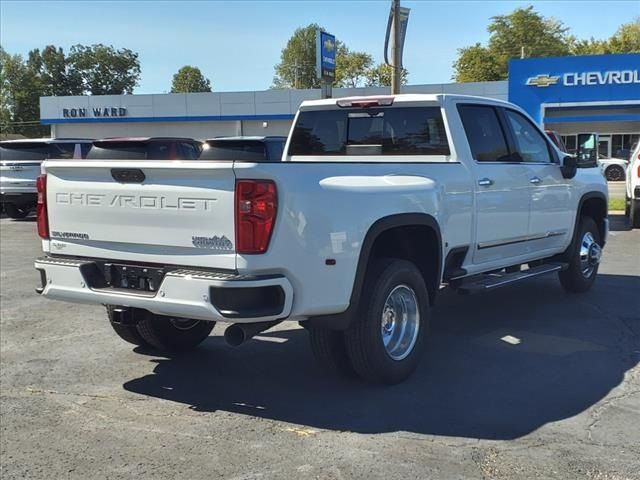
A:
[{"left": 1, "top": 215, "right": 639, "bottom": 479}]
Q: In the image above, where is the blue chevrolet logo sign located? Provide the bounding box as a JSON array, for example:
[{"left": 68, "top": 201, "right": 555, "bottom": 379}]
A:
[{"left": 526, "top": 74, "right": 561, "bottom": 87}]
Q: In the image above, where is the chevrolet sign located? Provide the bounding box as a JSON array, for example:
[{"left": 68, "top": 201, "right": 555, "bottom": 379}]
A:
[{"left": 527, "top": 69, "right": 640, "bottom": 88}]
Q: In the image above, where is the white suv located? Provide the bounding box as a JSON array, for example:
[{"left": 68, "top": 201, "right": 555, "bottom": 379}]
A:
[
  {"left": 625, "top": 143, "right": 640, "bottom": 228},
  {"left": 1, "top": 138, "right": 92, "bottom": 218}
]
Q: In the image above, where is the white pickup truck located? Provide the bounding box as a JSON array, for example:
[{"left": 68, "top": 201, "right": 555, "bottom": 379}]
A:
[{"left": 34, "top": 94, "right": 608, "bottom": 384}]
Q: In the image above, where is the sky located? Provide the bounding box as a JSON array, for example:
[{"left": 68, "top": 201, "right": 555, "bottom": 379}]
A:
[{"left": 1, "top": 0, "right": 638, "bottom": 94}]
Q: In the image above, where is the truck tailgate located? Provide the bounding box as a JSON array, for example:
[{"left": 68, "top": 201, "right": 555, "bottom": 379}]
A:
[{"left": 44, "top": 160, "right": 237, "bottom": 270}]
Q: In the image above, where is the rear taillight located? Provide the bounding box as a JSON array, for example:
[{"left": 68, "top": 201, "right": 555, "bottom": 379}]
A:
[
  {"left": 637, "top": 165, "right": 640, "bottom": 178},
  {"left": 235, "top": 180, "right": 277, "bottom": 254},
  {"left": 36, "top": 174, "right": 49, "bottom": 239}
]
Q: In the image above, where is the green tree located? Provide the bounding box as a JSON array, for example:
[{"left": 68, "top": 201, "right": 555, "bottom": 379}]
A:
[
  {"left": 365, "top": 63, "right": 408, "bottom": 87},
  {"left": 170, "top": 66, "right": 212, "bottom": 93},
  {"left": 607, "top": 18, "right": 640, "bottom": 53},
  {"left": 453, "top": 44, "right": 502, "bottom": 82},
  {"left": 335, "top": 49, "right": 373, "bottom": 88},
  {"left": 453, "top": 6, "right": 572, "bottom": 81},
  {"left": 27, "top": 45, "right": 83, "bottom": 96},
  {"left": 273, "top": 24, "right": 323, "bottom": 89},
  {"left": 569, "top": 37, "right": 610, "bottom": 56},
  {"left": 569, "top": 18, "right": 639, "bottom": 55},
  {"left": 68, "top": 44, "right": 141, "bottom": 95},
  {"left": 0, "top": 47, "right": 47, "bottom": 137},
  {"left": 1, "top": 44, "right": 142, "bottom": 136}
]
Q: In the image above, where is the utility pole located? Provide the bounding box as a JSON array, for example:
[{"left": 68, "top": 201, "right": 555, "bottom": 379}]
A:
[{"left": 391, "top": 0, "right": 401, "bottom": 94}]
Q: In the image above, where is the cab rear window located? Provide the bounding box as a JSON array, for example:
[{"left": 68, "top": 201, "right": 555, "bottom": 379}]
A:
[
  {"left": 199, "top": 139, "right": 286, "bottom": 162},
  {"left": 289, "top": 107, "right": 450, "bottom": 156},
  {"left": 86, "top": 142, "right": 200, "bottom": 160},
  {"left": 200, "top": 141, "right": 267, "bottom": 161}
]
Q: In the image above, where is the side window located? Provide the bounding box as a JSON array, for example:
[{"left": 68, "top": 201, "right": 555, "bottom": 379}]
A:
[
  {"left": 504, "top": 110, "right": 552, "bottom": 163},
  {"left": 180, "top": 142, "right": 199, "bottom": 160},
  {"left": 458, "top": 105, "right": 511, "bottom": 162}
]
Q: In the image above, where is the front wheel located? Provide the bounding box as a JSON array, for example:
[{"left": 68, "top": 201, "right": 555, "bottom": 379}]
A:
[
  {"left": 136, "top": 313, "right": 215, "bottom": 352},
  {"left": 344, "top": 258, "right": 429, "bottom": 384},
  {"left": 559, "top": 216, "right": 602, "bottom": 293},
  {"left": 604, "top": 165, "right": 625, "bottom": 181},
  {"left": 4, "top": 204, "right": 30, "bottom": 219}
]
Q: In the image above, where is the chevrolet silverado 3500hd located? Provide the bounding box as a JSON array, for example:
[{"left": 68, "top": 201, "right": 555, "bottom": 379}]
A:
[{"left": 34, "top": 94, "right": 608, "bottom": 384}]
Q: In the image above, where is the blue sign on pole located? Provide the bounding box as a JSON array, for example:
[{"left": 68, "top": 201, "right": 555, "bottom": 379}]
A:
[{"left": 316, "top": 31, "right": 336, "bottom": 81}]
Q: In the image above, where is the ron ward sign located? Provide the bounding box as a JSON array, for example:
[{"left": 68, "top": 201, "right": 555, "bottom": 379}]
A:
[{"left": 62, "top": 107, "right": 128, "bottom": 118}]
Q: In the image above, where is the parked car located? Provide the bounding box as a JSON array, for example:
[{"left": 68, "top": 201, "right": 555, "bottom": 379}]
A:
[
  {"left": 201, "top": 136, "right": 286, "bottom": 162},
  {"left": 34, "top": 94, "right": 608, "bottom": 384},
  {"left": 598, "top": 154, "right": 628, "bottom": 181},
  {"left": 625, "top": 142, "right": 640, "bottom": 228},
  {"left": 87, "top": 137, "right": 202, "bottom": 160},
  {"left": 0, "top": 138, "right": 92, "bottom": 219}
]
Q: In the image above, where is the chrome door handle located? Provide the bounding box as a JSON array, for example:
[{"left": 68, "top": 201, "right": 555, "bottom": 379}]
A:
[
  {"left": 478, "top": 178, "right": 494, "bottom": 187},
  {"left": 530, "top": 176, "right": 542, "bottom": 184}
]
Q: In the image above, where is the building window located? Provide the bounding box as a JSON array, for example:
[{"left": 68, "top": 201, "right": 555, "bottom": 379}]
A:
[
  {"left": 562, "top": 135, "right": 577, "bottom": 154},
  {"left": 612, "top": 134, "right": 640, "bottom": 160}
]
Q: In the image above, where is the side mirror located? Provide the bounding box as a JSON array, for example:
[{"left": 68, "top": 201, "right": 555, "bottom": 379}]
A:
[
  {"left": 576, "top": 133, "right": 598, "bottom": 167},
  {"left": 561, "top": 155, "right": 577, "bottom": 179}
]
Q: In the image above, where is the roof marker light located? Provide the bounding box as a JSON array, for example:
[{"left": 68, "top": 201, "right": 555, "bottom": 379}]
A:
[{"left": 337, "top": 96, "right": 395, "bottom": 108}]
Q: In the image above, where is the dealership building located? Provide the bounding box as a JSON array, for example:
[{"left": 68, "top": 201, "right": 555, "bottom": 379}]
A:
[{"left": 40, "top": 53, "right": 639, "bottom": 158}]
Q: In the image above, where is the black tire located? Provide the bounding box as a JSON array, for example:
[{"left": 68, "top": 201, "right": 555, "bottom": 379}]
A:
[
  {"left": 559, "top": 216, "right": 602, "bottom": 293},
  {"left": 106, "top": 306, "right": 149, "bottom": 347},
  {"left": 344, "top": 258, "right": 429, "bottom": 385},
  {"left": 309, "top": 328, "right": 357, "bottom": 378},
  {"left": 631, "top": 199, "right": 640, "bottom": 229},
  {"left": 625, "top": 195, "right": 631, "bottom": 217},
  {"left": 135, "top": 313, "right": 214, "bottom": 352},
  {"left": 604, "top": 165, "right": 625, "bottom": 182},
  {"left": 4, "top": 204, "right": 29, "bottom": 219}
]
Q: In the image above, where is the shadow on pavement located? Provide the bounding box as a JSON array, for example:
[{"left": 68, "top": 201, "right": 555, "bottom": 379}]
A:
[{"left": 124, "top": 273, "right": 640, "bottom": 440}]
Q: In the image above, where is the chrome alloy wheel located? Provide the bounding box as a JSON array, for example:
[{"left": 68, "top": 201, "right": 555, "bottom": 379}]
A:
[
  {"left": 579, "top": 231, "right": 602, "bottom": 278},
  {"left": 168, "top": 317, "right": 201, "bottom": 331},
  {"left": 380, "top": 285, "right": 420, "bottom": 361}
]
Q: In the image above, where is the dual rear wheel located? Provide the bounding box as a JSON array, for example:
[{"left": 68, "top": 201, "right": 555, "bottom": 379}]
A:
[
  {"left": 310, "top": 258, "right": 429, "bottom": 384},
  {"left": 107, "top": 306, "right": 214, "bottom": 353}
]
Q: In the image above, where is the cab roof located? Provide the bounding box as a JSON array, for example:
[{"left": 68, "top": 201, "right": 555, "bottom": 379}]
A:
[
  {"left": 0, "top": 137, "right": 93, "bottom": 145},
  {"left": 205, "top": 136, "right": 287, "bottom": 142},
  {"left": 299, "top": 93, "right": 511, "bottom": 110},
  {"left": 94, "top": 137, "right": 200, "bottom": 143}
]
